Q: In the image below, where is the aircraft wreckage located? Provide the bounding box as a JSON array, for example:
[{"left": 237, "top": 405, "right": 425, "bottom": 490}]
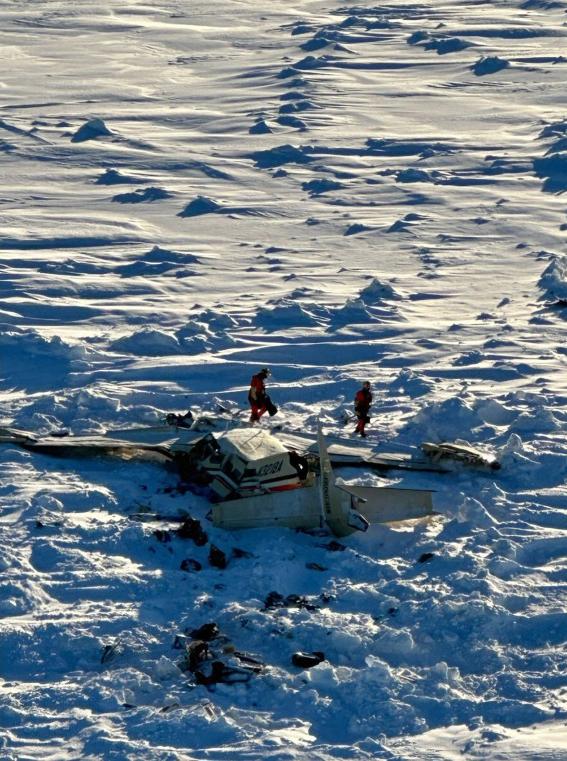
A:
[{"left": 0, "top": 413, "right": 500, "bottom": 538}]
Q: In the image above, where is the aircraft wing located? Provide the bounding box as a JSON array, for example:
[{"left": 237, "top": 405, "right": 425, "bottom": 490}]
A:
[
  {"left": 277, "top": 430, "right": 448, "bottom": 473},
  {"left": 0, "top": 424, "right": 204, "bottom": 459}
]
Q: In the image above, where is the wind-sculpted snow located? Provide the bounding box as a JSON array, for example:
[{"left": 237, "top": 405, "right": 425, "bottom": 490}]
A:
[
  {"left": 95, "top": 168, "right": 149, "bottom": 186},
  {"left": 256, "top": 298, "right": 329, "bottom": 330},
  {"left": 71, "top": 117, "right": 114, "bottom": 143},
  {"left": 1, "top": 0, "right": 567, "bottom": 758},
  {"left": 178, "top": 195, "right": 272, "bottom": 218},
  {"left": 471, "top": 55, "right": 511, "bottom": 76},
  {"left": 175, "top": 310, "right": 238, "bottom": 353},
  {"left": 538, "top": 255, "right": 567, "bottom": 301},
  {"left": 112, "top": 187, "right": 174, "bottom": 204},
  {"left": 110, "top": 328, "right": 183, "bottom": 357},
  {"left": 253, "top": 279, "right": 403, "bottom": 334}
]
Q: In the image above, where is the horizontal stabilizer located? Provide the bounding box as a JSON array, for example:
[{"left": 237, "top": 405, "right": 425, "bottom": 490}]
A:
[{"left": 345, "top": 485, "right": 434, "bottom": 523}]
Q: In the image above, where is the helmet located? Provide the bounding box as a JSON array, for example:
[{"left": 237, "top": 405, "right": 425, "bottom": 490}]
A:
[
  {"left": 363, "top": 380, "right": 371, "bottom": 388},
  {"left": 261, "top": 367, "right": 271, "bottom": 377}
]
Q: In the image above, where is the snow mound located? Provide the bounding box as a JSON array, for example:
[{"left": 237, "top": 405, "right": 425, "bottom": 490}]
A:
[
  {"left": 249, "top": 120, "right": 272, "bottom": 135},
  {"left": 456, "top": 495, "right": 498, "bottom": 526},
  {"left": 396, "top": 168, "right": 438, "bottom": 183},
  {"left": 510, "top": 405, "right": 558, "bottom": 434},
  {"left": 389, "top": 368, "right": 435, "bottom": 397},
  {"left": 533, "top": 153, "right": 567, "bottom": 193},
  {"left": 539, "top": 119, "right": 567, "bottom": 140},
  {"left": 425, "top": 37, "right": 471, "bottom": 54},
  {"left": 330, "top": 298, "right": 374, "bottom": 326},
  {"left": 13, "top": 385, "right": 164, "bottom": 433},
  {"left": 277, "top": 115, "right": 308, "bottom": 130},
  {"left": 302, "top": 178, "right": 344, "bottom": 195},
  {"left": 344, "top": 223, "right": 371, "bottom": 236},
  {"left": 176, "top": 309, "right": 238, "bottom": 351},
  {"left": 280, "top": 90, "right": 307, "bottom": 101},
  {"left": 407, "top": 31, "right": 430, "bottom": 45},
  {"left": 0, "top": 326, "right": 71, "bottom": 358},
  {"left": 538, "top": 255, "right": 567, "bottom": 300},
  {"left": 255, "top": 299, "right": 325, "bottom": 330},
  {"left": 300, "top": 36, "right": 332, "bottom": 52},
  {"left": 367, "top": 138, "right": 452, "bottom": 157},
  {"left": 95, "top": 168, "right": 146, "bottom": 185},
  {"left": 328, "top": 279, "right": 404, "bottom": 327},
  {"left": 248, "top": 144, "right": 313, "bottom": 168},
  {"left": 407, "top": 31, "right": 470, "bottom": 54},
  {"left": 115, "top": 246, "right": 200, "bottom": 278},
  {"left": 279, "top": 99, "right": 317, "bottom": 114},
  {"left": 292, "top": 55, "right": 330, "bottom": 70},
  {"left": 111, "top": 187, "right": 173, "bottom": 204},
  {"left": 183, "top": 308, "right": 239, "bottom": 334},
  {"left": 359, "top": 278, "right": 402, "bottom": 303},
  {"left": 476, "top": 399, "right": 516, "bottom": 426},
  {"left": 471, "top": 56, "right": 510, "bottom": 76},
  {"left": 71, "top": 117, "right": 113, "bottom": 143},
  {"left": 177, "top": 195, "right": 222, "bottom": 217},
  {"left": 402, "top": 396, "right": 487, "bottom": 441},
  {"left": 453, "top": 349, "right": 483, "bottom": 366},
  {"left": 144, "top": 245, "right": 200, "bottom": 265},
  {"left": 109, "top": 328, "right": 182, "bottom": 356}
]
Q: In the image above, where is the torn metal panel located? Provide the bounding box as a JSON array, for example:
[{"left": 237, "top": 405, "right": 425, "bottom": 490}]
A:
[
  {"left": 421, "top": 441, "right": 501, "bottom": 471},
  {"left": 212, "top": 484, "right": 320, "bottom": 531},
  {"left": 339, "top": 485, "right": 434, "bottom": 523}
]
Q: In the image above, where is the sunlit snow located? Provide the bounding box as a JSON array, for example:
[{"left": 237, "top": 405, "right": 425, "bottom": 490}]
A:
[{"left": 1, "top": 0, "right": 566, "bottom": 759}]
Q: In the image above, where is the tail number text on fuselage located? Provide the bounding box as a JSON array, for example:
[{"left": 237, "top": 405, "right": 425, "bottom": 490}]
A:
[{"left": 257, "top": 459, "right": 284, "bottom": 476}]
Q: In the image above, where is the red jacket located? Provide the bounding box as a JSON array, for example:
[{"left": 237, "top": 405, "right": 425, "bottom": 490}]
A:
[
  {"left": 249, "top": 373, "right": 267, "bottom": 403},
  {"left": 354, "top": 387, "right": 372, "bottom": 413}
]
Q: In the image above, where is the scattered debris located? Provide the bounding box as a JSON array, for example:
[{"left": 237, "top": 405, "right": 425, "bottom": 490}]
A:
[
  {"left": 232, "top": 547, "right": 254, "bottom": 559},
  {"left": 176, "top": 517, "right": 208, "bottom": 546},
  {"left": 263, "top": 591, "right": 320, "bottom": 611},
  {"left": 292, "top": 651, "right": 325, "bottom": 668},
  {"left": 417, "top": 552, "right": 435, "bottom": 564},
  {"left": 180, "top": 558, "right": 202, "bottom": 572},
  {"left": 195, "top": 660, "right": 254, "bottom": 686},
  {"left": 165, "top": 410, "right": 194, "bottom": 428},
  {"left": 179, "top": 623, "right": 264, "bottom": 688},
  {"left": 100, "top": 638, "right": 123, "bottom": 665},
  {"left": 185, "top": 640, "right": 210, "bottom": 672},
  {"left": 190, "top": 622, "right": 220, "bottom": 641},
  {"left": 153, "top": 529, "right": 172, "bottom": 543},
  {"left": 173, "top": 634, "right": 189, "bottom": 650},
  {"left": 35, "top": 519, "right": 62, "bottom": 529},
  {"left": 421, "top": 441, "right": 501, "bottom": 470},
  {"left": 209, "top": 544, "right": 228, "bottom": 569},
  {"left": 317, "top": 540, "right": 346, "bottom": 552},
  {"left": 130, "top": 512, "right": 187, "bottom": 523},
  {"left": 160, "top": 702, "right": 181, "bottom": 713},
  {"left": 231, "top": 651, "right": 264, "bottom": 669}
]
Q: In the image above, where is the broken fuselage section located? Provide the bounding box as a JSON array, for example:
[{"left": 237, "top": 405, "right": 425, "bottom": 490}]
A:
[
  {"left": 0, "top": 420, "right": 454, "bottom": 537},
  {"left": 176, "top": 427, "right": 311, "bottom": 501},
  {"left": 204, "top": 427, "right": 434, "bottom": 538}
]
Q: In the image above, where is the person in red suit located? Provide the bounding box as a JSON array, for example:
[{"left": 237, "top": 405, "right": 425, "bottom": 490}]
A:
[
  {"left": 354, "top": 381, "right": 372, "bottom": 437},
  {"left": 248, "top": 368, "right": 271, "bottom": 423}
]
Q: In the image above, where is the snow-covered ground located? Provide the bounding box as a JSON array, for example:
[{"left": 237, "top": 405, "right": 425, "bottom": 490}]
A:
[{"left": 1, "top": 0, "right": 567, "bottom": 758}]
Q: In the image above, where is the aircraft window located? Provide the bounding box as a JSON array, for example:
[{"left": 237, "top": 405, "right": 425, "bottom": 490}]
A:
[{"left": 222, "top": 459, "right": 242, "bottom": 484}]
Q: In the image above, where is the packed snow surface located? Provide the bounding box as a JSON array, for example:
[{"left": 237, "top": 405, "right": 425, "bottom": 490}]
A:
[{"left": 1, "top": 0, "right": 567, "bottom": 759}]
